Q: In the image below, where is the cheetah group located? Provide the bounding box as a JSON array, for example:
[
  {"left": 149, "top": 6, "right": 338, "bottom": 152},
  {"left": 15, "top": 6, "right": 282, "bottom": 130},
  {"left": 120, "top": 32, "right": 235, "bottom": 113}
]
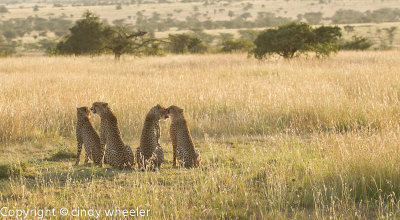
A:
[{"left": 75, "top": 102, "right": 201, "bottom": 170}]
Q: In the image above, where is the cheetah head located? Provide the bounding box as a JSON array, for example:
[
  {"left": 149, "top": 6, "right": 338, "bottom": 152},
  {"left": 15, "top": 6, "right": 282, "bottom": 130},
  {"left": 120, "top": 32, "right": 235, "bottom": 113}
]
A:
[
  {"left": 149, "top": 104, "right": 168, "bottom": 121},
  {"left": 91, "top": 102, "right": 109, "bottom": 116},
  {"left": 166, "top": 105, "right": 184, "bottom": 120},
  {"left": 77, "top": 106, "right": 90, "bottom": 118}
]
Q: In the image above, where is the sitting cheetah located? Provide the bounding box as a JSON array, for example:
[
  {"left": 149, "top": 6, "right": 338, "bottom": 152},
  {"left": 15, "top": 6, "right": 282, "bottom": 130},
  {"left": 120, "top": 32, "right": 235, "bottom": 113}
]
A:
[
  {"left": 75, "top": 107, "right": 104, "bottom": 167},
  {"left": 167, "top": 105, "right": 201, "bottom": 168},
  {"left": 91, "top": 102, "right": 133, "bottom": 169},
  {"left": 136, "top": 104, "right": 168, "bottom": 170},
  {"left": 104, "top": 145, "right": 134, "bottom": 167}
]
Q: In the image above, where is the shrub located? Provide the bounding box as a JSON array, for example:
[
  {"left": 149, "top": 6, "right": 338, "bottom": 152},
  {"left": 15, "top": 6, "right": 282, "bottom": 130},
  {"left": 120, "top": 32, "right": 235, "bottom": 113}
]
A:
[
  {"left": 168, "top": 33, "right": 208, "bottom": 54},
  {"left": 0, "top": 40, "right": 17, "bottom": 57},
  {"left": 339, "top": 36, "right": 373, "bottom": 50},
  {"left": 0, "top": 5, "right": 8, "bottom": 13},
  {"left": 331, "top": 9, "right": 370, "bottom": 24},
  {"left": 142, "top": 42, "right": 164, "bottom": 56},
  {"left": 221, "top": 39, "right": 254, "bottom": 53},
  {"left": 303, "top": 12, "right": 323, "bottom": 25},
  {"left": 187, "top": 37, "right": 208, "bottom": 53}
]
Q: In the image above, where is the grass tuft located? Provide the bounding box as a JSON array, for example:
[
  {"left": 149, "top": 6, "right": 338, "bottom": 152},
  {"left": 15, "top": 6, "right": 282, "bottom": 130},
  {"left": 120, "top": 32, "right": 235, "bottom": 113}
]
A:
[{"left": 0, "top": 162, "right": 27, "bottom": 179}]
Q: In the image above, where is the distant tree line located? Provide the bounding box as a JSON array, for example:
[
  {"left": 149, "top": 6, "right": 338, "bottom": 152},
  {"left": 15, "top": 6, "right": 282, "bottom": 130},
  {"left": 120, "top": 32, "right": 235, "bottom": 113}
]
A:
[
  {"left": 0, "top": 15, "right": 72, "bottom": 56},
  {"left": 0, "top": 7, "right": 387, "bottom": 57},
  {"left": 128, "top": 8, "right": 400, "bottom": 34},
  {"left": 0, "top": 16, "right": 72, "bottom": 40},
  {"left": 331, "top": 8, "right": 400, "bottom": 24},
  {"left": 51, "top": 12, "right": 349, "bottom": 60}
]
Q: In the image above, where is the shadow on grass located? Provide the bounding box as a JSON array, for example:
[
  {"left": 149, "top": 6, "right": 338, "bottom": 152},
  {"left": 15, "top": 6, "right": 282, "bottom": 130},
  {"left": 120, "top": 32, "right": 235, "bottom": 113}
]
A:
[
  {"left": 35, "top": 162, "right": 135, "bottom": 187},
  {"left": 45, "top": 148, "right": 76, "bottom": 161}
]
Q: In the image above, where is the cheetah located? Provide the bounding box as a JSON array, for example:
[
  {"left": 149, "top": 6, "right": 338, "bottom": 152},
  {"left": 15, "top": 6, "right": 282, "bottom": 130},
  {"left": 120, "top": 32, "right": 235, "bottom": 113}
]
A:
[
  {"left": 136, "top": 104, "right": 168, "bottom": 170},
  {"left": 104, "top": 145, "right": 134, "bottom": 167},
  {"left": 91, "top": 102, "right": 133, "bottom": 169},
  {"left": 167, "top": 105, "right": 201, "bottom": 168},
  {"left": 75, "top": 107, "right": 104, "bottom": 167}
]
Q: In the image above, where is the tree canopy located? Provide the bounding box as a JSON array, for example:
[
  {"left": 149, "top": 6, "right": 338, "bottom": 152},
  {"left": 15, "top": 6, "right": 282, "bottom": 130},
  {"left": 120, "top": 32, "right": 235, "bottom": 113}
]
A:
[
  {"left": 252, "top": 22, "right": 342, "bottom": 59},
  {"left": 55, "top": 11, "right": 155, "bottom": 59}
]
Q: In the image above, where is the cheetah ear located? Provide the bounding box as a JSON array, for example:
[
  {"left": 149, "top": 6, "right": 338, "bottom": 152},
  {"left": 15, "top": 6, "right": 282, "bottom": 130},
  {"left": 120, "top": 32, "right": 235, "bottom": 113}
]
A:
[
  {"left": 103, "top": 103, "right": 108, "bottom": 108},
  {"left": 156, "top": 104, "right": 161, "bottom": 108},
  {"left": 179, "top": 108, "right": 184, "bottom": 113}
]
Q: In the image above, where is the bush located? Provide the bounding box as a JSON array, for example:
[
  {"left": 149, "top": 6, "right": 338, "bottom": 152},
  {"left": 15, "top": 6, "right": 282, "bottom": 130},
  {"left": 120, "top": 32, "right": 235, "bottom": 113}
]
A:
[
  {"left": 168, "top": 33, "right": 208, "bottom": 54},
  {"left": 0, "top": 162, "right": 26, "bottom": 179},
  {"left": 187, "top": 37, "right": 208, "bottom": 53},
  {"left": 0, "top": 40, "right": 17, "bottom": 57},
  {"left": 221, "top": 39, "right": 254, "bottom": 53},
  {"left": 238, "top": 29, "right": 260, "bottom": 41},
  {"left": 0, "top": 5, "right": 8, "bottom": 13},
  {"left": 303, "top": 12, "right": 323, "bottom": 25},
  {"left": 339, "top": 36, "right": 373, "bottom": 50},
  {"left": 252, "top": 22, "right": 341, "bottom": 59},
  {"left": 331, "top": 9, "right": 370, "bottom": 24},
  {"left": 142, "top": 42, "right": 164, "bottom": 56}
]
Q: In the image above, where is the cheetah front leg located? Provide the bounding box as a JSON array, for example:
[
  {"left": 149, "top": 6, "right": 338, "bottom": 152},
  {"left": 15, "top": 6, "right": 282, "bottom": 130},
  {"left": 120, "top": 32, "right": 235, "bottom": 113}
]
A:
[
  {"left": 84, "top": 153, "right": 89, "bottom": 164},
  {"left": 171, "top": 134, "right": 177, "bottom": 167},
  {"left": 99, "top": 127, "right": 107, "bottom": 165},
  {"left": 136, "top": 147, "right": 145, "bottom": 170},
  {"left": 75, "top": 140, "right": 83, "bottom": 166},
  {"left": 172, "top": 144, "right": 177, "bottom": 167},
  {"left": 170, "top": 125, "right": 178, "bottom": 167}
]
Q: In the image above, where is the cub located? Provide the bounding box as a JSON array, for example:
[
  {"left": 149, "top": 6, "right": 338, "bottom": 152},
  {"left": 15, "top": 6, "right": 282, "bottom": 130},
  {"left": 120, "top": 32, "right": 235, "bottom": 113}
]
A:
[
  {"left": 167, "top": 105, "right": 200, "bottom": 168},
  {"left": 91, "top": 102, "right": 133, "bottom": 169},
  {"left": 136, "top": 104, "right": 168, "bottom": 170},
  {"left": 75, "top": 107, "right": 104, "bottom": 167}
]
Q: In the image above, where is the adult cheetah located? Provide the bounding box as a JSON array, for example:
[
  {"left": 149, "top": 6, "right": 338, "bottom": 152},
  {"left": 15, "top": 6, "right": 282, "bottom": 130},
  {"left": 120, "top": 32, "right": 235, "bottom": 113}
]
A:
[
  {"left": 167, "top": 105, "right": 201, "bottom": 168},
  {"left": 75, "top": 107, "right": 104, "bottom": 167},
  {"left": 136, "top": 104, "right": 168, "bottom": 170},
  {"left": 91, "top": 102, "right": 133, "bottom": 169},
  {"left": 104, "top": 145, "right": 134, "bottom": 168}
]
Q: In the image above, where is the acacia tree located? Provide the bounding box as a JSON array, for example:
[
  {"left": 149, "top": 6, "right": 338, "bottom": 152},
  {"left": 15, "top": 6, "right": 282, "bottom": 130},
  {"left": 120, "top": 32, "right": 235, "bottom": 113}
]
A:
[
  {"left": 252, "top": 22, "right": 341, "bottom": 59},
  {"left": 103, "top": 26, "right": 149, "bottom": 60},
  {"left": 55, "top": 11, "right": 160, "bottom": 59}
]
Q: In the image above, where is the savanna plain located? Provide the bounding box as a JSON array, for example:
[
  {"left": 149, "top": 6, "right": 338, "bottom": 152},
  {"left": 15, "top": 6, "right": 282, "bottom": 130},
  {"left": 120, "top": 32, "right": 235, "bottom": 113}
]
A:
[{"left": 1, "top": 51, "right": 400, "bottom": 218}]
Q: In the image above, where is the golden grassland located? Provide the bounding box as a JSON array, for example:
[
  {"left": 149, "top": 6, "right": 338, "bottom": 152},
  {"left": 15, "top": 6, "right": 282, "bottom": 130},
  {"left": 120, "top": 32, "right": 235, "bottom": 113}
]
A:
[
  {"left": 3, "top": 0, "right": 400, "bottom": 22},
  {"left": 1, "top": 51, "right": 400, "bottom": 218}
]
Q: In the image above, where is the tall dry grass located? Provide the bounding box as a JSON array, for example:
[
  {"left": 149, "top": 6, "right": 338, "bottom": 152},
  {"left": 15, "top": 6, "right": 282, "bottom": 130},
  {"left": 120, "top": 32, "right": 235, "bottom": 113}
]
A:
[
  {"left": 1, "top": 51, "right": 400, "bottom": 143},
  {"left": 1, "top": 52, "right": 400, "bottom": 218}
]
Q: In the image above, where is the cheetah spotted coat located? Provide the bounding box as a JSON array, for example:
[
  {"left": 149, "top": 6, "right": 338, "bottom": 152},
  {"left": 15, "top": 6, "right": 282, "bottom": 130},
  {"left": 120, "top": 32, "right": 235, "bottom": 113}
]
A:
[
  {"left": 91, "top": 102, "right": 133, "bottom": 169},
  {"left": 168, "top": 106, "right": 200, "bottom": 168},
  {"left": 75, "top": 107, "right": 104, "bottom": 167},
  {"left": 136, "top": 105, "right": 167, "bottom": 170}
]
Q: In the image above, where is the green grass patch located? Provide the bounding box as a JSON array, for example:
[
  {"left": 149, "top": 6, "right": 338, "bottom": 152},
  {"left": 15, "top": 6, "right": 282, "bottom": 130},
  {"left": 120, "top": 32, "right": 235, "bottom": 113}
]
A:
[{"left": 0, "top": 162, "right": 27, "bottom": 179}]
